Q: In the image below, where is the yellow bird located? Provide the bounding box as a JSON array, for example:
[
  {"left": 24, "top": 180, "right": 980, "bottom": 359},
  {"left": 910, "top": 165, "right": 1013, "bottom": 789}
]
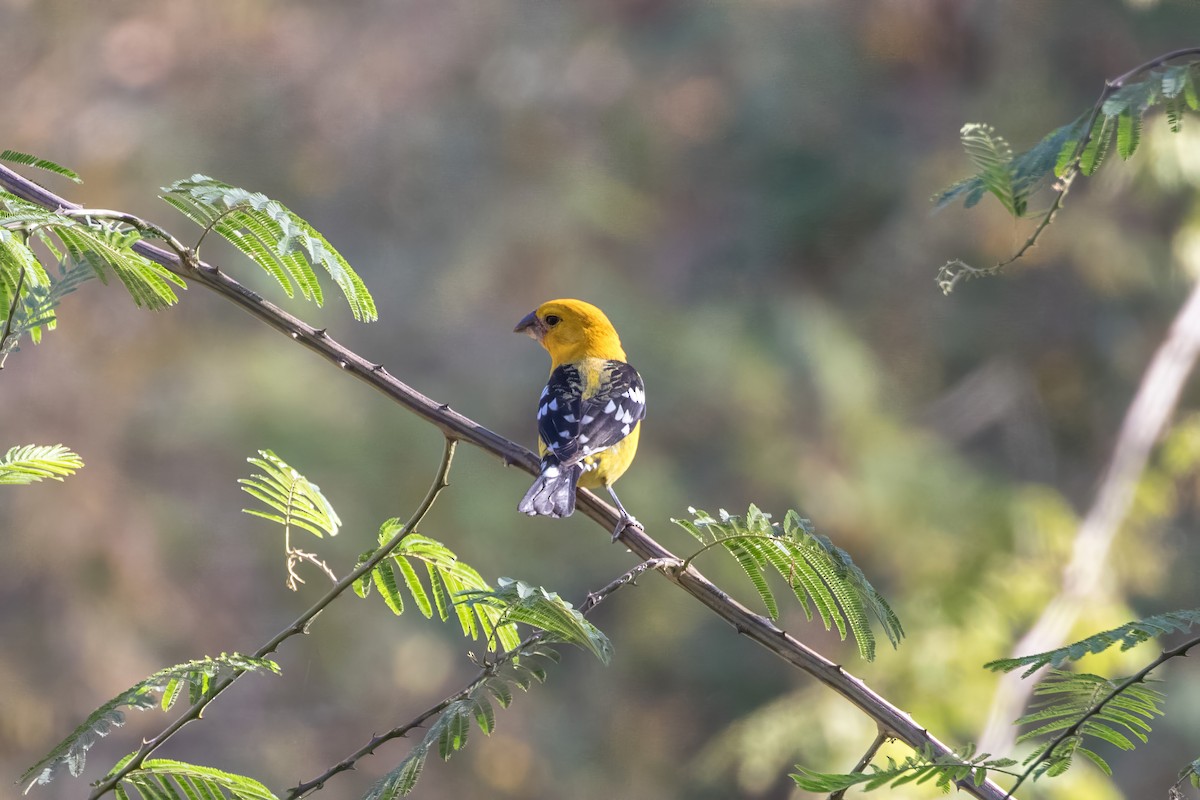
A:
[{"left": 514, "top": 299, "right": 645, "bottom": 538}]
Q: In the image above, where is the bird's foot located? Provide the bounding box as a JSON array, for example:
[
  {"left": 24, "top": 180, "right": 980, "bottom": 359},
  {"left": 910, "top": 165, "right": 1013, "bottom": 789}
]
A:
[{"left": 611, "top": 513, "right": 640, "bottom": 542}]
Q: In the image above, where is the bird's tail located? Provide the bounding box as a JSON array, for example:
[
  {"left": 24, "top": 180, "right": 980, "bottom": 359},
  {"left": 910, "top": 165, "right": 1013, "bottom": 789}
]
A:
[{"left": 518, "top": 458, "right": 583, "bottom": 518}]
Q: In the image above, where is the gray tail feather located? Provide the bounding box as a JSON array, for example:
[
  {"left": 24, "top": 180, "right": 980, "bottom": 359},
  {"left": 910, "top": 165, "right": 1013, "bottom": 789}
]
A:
[{"left": 518, "top": 461, "right": 583, "bottom": 518}]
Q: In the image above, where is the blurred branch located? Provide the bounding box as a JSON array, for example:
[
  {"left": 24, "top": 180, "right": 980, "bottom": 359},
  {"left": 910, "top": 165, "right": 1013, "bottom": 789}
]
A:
[
  {"left": 86, "top": 436, "right": 456, "bottom": 800},
  {"left": 287, "top": 557, "right": 675, "bottom": 799},
  {"left": 980, "top": 276, "right": 1200, "bottom": 756},
  {"left": 0, "top": 165, "right": 1009, "bottom": 800}
]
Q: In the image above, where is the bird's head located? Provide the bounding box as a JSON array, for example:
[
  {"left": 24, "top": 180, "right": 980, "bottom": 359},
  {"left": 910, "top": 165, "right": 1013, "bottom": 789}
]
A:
[{"left": 514, "top": 298, "right": 626, "bottom": 367}]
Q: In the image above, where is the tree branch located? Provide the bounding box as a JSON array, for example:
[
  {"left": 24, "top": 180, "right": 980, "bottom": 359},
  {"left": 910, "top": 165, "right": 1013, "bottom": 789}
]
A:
[
  {"left": 0, "top": 165, "right": 1009, "bottom": 800},
  {"left": 979, "top": 276, "right": 1200, "bottom": 757},
  {"left": 86, "top": 437, "right": 457, "bottom": 799},
  {"left": 287, "top": 557, "right": 671, "bottom": 799},
  {"left": 830, "top": 730, "right": 890, "bottom": 800},
  {"left": 1005, "top": 632, "right": 1200, "bottom": 798},
  {"left": 939, "top": 46, "right": 1200, "bottom": 294}
]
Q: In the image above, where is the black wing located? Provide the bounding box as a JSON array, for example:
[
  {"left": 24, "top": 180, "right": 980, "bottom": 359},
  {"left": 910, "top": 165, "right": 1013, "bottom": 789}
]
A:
[{"left": 537, "top": 361, "right": 645, "bottom": 467}]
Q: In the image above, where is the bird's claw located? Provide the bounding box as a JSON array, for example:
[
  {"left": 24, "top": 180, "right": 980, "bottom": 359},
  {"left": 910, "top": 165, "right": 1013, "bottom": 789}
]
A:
[{"left": 611, "top": 514, "right": 640, "bottom": 542}]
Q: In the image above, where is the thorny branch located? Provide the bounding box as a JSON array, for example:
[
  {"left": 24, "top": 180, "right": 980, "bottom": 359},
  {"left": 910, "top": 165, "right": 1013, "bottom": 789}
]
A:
[{"left": 0, "top": 164, "right": 1009, "bottom": 800}]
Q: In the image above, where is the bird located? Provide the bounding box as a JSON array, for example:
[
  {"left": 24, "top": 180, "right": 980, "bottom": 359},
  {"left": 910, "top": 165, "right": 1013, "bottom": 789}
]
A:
[{"left": 514, "top": 298, "right": 645, "bottom": 540}]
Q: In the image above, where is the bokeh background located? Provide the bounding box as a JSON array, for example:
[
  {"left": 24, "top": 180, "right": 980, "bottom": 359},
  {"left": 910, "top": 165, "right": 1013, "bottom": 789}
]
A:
[{"left": 4, "top": 1, "right": 1200, "bottom": 798}]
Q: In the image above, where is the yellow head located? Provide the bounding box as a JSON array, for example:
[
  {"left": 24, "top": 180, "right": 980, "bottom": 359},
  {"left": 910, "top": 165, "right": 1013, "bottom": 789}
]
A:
[{"left": 513, "top": 298, "right": 627, "bottom": 368}]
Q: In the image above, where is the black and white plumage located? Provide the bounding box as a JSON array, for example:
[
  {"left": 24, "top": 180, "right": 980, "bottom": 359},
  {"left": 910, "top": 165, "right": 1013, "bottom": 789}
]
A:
[{"left": 518, "top": 359, "right": 646, "bottom": 519}]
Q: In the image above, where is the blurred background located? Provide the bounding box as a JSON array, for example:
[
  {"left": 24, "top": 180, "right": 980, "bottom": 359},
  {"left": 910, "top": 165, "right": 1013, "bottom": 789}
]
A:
[{"left": 4, "top": 1, "right": 1200, "bottom": 798}]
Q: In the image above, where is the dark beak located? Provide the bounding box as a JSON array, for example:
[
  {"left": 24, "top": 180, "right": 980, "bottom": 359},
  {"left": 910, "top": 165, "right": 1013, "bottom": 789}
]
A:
[{"left": 514, "top": 310, "right": 546, "bottom": 341}]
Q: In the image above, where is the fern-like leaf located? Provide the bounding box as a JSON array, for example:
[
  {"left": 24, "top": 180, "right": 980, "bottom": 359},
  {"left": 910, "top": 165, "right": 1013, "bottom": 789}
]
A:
[
  {"left": 354, "top": 524, "right": 523, "bottom": 653},
  {"left": 0, "top": 194, "right": 181, "bottom": 311},
  {"left": 985, "top": 608, "right": 1200, "bottom": 677},
  {"left": 160, "top": 175, "right": 377, "bottom": 322},
  {"left": 239, "top": 449, "right": 340, "bottom": 538},
  {"left": 959, "top": 123, "right": 1018, "bottom": 215},
  {"left": 365, "top": 645, "right": 560, "bottom": 798},
  {"left": 1016, "top": 669, "right": 1164, "bottom": 779},
  {"left": 0, "top": 150, "right": 81, "bottom": 182},
  {"left": 792, "top": 744, "right": 1018, "bottom": 794},
  {"left": 111, "top": 759, "right": 278, "bottom": 800},
  {"left": 2, "top": 259, "right": 94, "bottom": 353},
  {"left": 1078, "top": 114, "right": 1114, "bottom": 176},
  {"left": 675, "top": 505, "right": 903, "bottom": 661},
  {"left": 1117, "top": 109, "right": 1142, "bottom": 160},
  {"left": 55, "top": 222, "right": 183, "bottom": 309},
  {"left": 21, "top": 654, "right": 279, "bottom": 791},
  {"left": 0, "top": 444, "right": 83, "bottom": 485},
  {"left": 457, "top": 578, "right": 614, "bottom": 664}
]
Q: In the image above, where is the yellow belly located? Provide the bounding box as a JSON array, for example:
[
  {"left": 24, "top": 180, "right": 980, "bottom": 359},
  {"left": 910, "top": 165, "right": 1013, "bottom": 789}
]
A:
[
  {"left": 579, "top": 423, "right": 640, "bottom": 488},
  {"left": 537, "top": 422, "right": 641, "bottom": 489}
]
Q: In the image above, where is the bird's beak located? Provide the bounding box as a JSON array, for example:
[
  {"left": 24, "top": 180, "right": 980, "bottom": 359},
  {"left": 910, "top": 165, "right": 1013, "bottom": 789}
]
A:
[{"left": 514, "top": 310, "right": 546, "bottom": 341}]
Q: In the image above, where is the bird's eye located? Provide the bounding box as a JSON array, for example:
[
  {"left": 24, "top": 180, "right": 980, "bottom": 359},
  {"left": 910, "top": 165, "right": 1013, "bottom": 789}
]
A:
[{"left": 544, "top": 314, "right": 561, "bottom": 326}]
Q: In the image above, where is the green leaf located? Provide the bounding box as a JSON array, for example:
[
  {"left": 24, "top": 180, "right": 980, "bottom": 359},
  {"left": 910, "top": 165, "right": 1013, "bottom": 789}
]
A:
[
  {"left": 55, "top": 223, "right": 183, "bottom": 310},
  {"left": 675, "top": 505, "right": 903, "bottom": 661},
  {"left": 1, "top": 256, "right": 94, "bottom": 351},
  {"left": 1015, "top": 670, "right": 1164, "bottom": 779},
  {"left": 364, "top": 745, "right": 426, "bottom": 800},
  {"left": 1166, "top": 96, "right": 1185, "bottom": 133},
  {"left": 0, "top": 150, "right": 81, "bottom": 182},
  {"left": 117, "top": 759, "right": 278, "bottom": 800},
  {"left": 239, "top": 449, "right": 340, "bottom": 539},
  {"left": 986, "top": 608, "right": 1200, "bottom": 676},
  {"left": 959, "top": 123, "right": 1017, "bottom": 215},
  {"left": 1117, "top": 109, "right": 1141, "bottom": 160},
  {"left": 160, "top": 175, "right": 377, "bottom": 322},
  {"left": 792, "top": 745, "right": 1017, "bottom": 794},
  {"left": 395, "top": 552, "right": 433, "bottom": 619},
  {"left": 22, "top": 655, "right": 278, "bottom": 791},
  {"left": 372, "top": 561, "right": 405, "bottom": 615},
  {"left": 1078, "top": 114, "right": 1113, "bottom": 176},
  {"left": 0, "top": 444, "right": 83, "bottom": 485},
  {"left": 458, "top": 578, "right": 613, "bottom": 664}
]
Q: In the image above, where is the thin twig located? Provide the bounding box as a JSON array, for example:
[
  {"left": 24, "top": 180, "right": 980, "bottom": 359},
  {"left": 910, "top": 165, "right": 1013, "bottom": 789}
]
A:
[
  {"left": 0, "top": 264, "right": 27, "bottom": 368},
  {"left": 287, "top": 556, "right": 671, "bottom": 799},
  {"left": 56, "top": 207, "right": 195, "bottom": 266},
  {"left": 829, "top": 730, "right": 890, "bottom": 800},
  {"left": 0, "top": 164, "right": 1011, "bottom": 800},
  {"left": 85, "top": 437, "right": 457, "bottom": 799},
  {"left": 1004, "top": 632, "right": 1200, "bottom": 798},
  {"left": 940, "top": 46, "right": 1200, "bottom": 294},
  {"left": 979, "top": 277, "right": 1200, "bottom": 757}
]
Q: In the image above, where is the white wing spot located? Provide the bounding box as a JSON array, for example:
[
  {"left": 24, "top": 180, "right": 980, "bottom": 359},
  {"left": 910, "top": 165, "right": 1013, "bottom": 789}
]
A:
[
  {"left": 604, "top": 399, "right": 617, "bottom": 413},
  {"left": 540, "top": 386, "right": 550, "bottom": 399},
  {"left": 563, "top": 413, "right": 576, "bottom": 423},
  {"left": 581, "top": 415, "right": 595, "bottom": 424},
  {"left": 543, "top": 465, "right": 559, "bottom": 478},
  {"left": 621, "top": 424, "right": 631, "bottom": 435},
  {"left": 578, "top": 434, "right": 590, "bottom": 444},
  {"left": 549, "top": 398, "right": 558, "bottom": 411}
]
